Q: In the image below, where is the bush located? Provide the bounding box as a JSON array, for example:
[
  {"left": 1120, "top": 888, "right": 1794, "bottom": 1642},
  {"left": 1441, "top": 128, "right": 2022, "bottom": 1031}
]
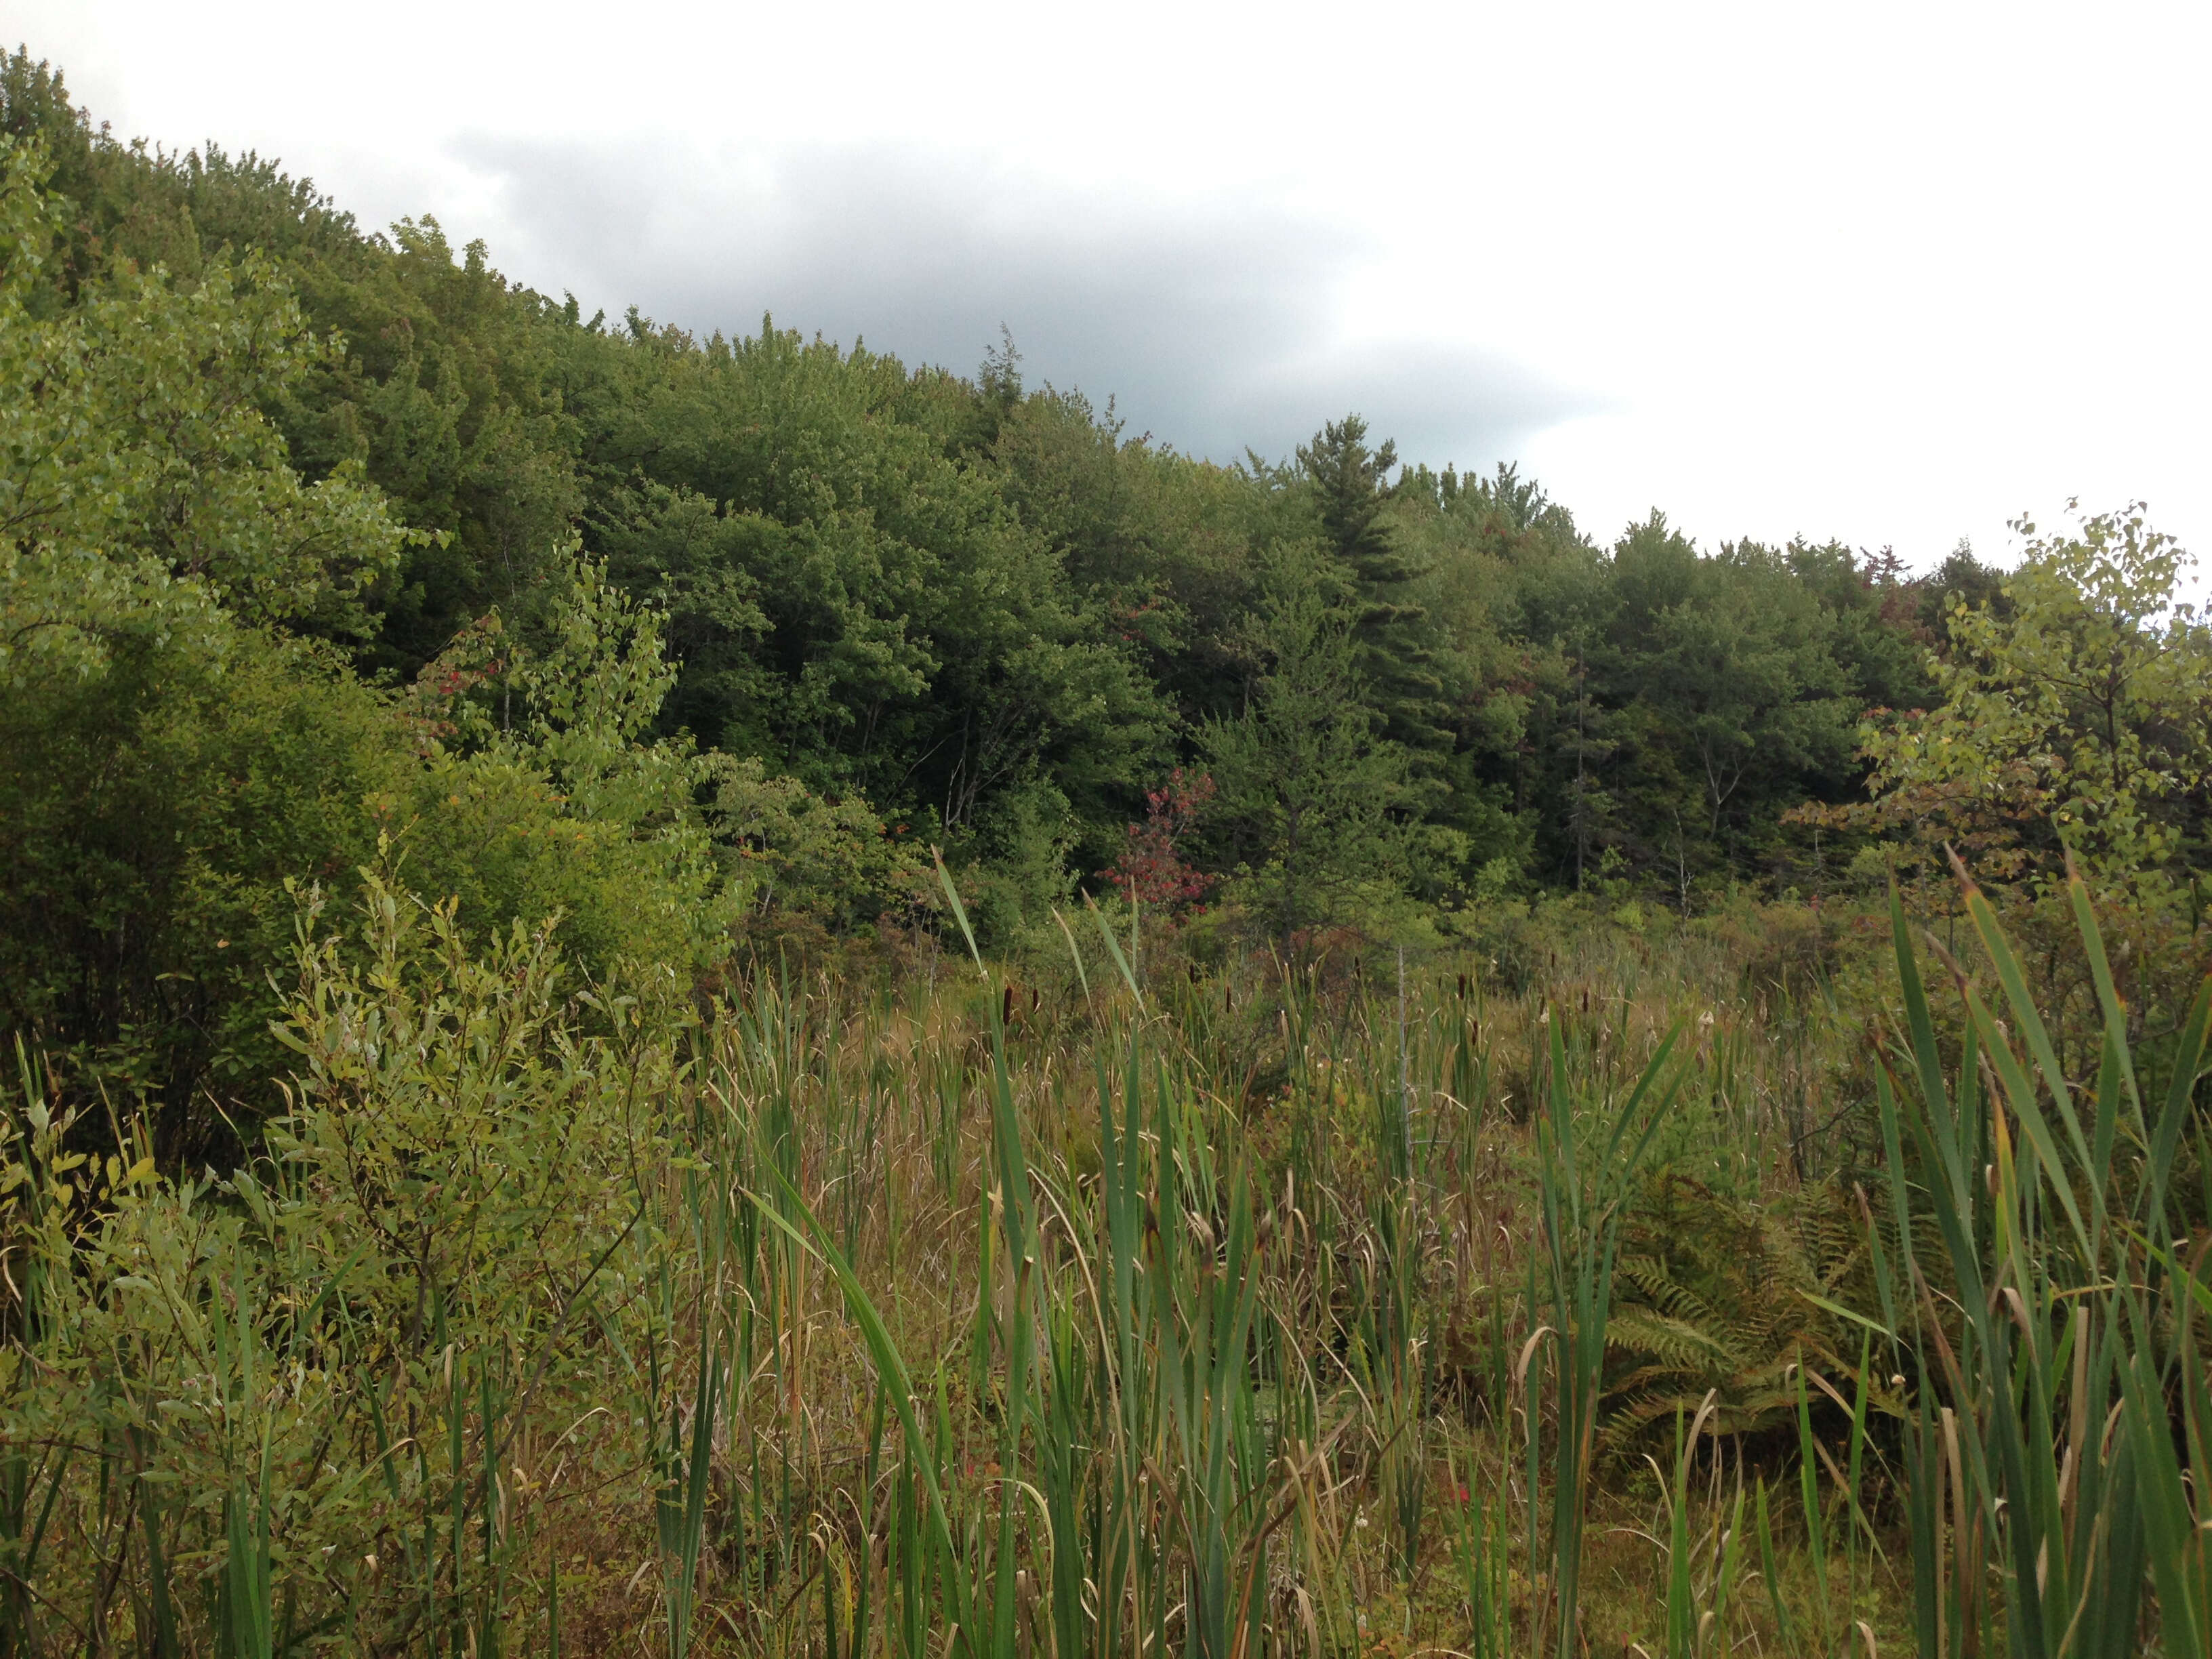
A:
[{"left": 0, "top": 874, "right": 682, "bottom": 1654}]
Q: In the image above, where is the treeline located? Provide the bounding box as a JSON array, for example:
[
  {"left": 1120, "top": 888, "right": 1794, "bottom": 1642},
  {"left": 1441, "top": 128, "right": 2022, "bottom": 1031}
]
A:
[{"left": 0, "top": 50, "right": 2013, "bottom": 1135}]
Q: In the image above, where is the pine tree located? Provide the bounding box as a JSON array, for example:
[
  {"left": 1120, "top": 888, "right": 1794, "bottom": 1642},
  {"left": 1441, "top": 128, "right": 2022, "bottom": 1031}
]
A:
[
  {"left": 1199, "top": 546, "right": 1413, "bottom": 943},
  {"left": 1295, "top": 415, "right": 1454, "bottom": 757}
]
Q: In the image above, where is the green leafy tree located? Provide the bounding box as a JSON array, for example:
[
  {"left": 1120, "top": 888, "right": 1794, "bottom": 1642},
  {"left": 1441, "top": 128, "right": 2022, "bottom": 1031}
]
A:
[
  {"left": 1626, "top": 538, "right": 1856, "bottom": 842},
  {"left": 290, "top": 218, "right": 586, "bottom": 674},
  {"left": 0, "top": 136, "right": 404, "bottom": 676},
  {"left": 1390, "top": 462, "right": 1603, "bottom": 892},
  {"left": 1512, "top": 515, "right": 1868, "bottom": 893},
  {"left": 388, "top": 548, "right": 733, "bottom": 991},
  {"left": 576, "top": 319, "right": 1168, "bottom": 918},
  {"left": 0, "top": 136, "right": 729, "bottom": 1141},
  {"left": 1857, "top": 502, "right": 2212, "bottom": 904},
  {"left": 706, "top": 756, "right": 926, "bottom": 945},
  {"left": 985, "top": 385, "right": 1267, "bottom": 732},
  {"left": 1, "top": 52, "right": 585, "bottom": 677},
  {"left": 0, "top": 131, "right": 411, "bottom": 1139}
]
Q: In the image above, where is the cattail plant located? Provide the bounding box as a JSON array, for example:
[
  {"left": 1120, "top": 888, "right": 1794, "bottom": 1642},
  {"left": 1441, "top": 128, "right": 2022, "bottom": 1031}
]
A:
[{"left": 1870, "top": 865, "right": 2211, "bottom": 1658}]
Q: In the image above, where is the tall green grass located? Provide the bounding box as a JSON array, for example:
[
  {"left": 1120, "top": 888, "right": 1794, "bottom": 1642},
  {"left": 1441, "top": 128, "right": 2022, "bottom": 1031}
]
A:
[
  {"left": 0, "top": 873, "right": 2205, "bottom": 1652},
  {"left": 1870, "top": 864, "right": 2211, "bottom": 1658}
]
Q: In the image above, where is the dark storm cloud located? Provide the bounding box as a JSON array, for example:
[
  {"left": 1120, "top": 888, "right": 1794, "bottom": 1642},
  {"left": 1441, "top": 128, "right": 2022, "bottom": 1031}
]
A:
[{"left": 451, "top": 135, "right": 1597, "bottom": 468}]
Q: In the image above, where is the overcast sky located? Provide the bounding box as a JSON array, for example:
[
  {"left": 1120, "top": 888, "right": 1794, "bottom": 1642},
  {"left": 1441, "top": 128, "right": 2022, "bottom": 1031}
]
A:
[{"left": 18, "top": 1, "right": 2211, "bottom": 572}]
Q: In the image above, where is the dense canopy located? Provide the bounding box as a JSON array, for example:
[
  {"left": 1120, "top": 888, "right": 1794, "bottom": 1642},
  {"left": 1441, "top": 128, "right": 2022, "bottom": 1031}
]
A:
[{"left": 7, "top": 47, "right": 2205, "bottom": 1132}]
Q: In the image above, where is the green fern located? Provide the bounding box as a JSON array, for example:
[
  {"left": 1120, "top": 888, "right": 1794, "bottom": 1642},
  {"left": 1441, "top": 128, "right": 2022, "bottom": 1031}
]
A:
[{"left": 1603, "top": 1172, "right": 1898, "bottom": 1448}]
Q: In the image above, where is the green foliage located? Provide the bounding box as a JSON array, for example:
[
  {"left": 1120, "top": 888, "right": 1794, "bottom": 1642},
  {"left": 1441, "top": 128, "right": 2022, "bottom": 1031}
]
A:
[
  {"left": 709, "top": 755, "right": 927, "bottom": 943},
  {"left": 272, "top": 875, "right": 662, "bottom": 1345},
  {"left": 573, "top": 317, "right": 1170, "bottom": 868},
  {"left": 0, "top": 51, "right": 2012, "bottom": 981},
  {"left": 283, "top": 217, "right": 586, "bottom": 674},
  {"left": 0, "top": 132, "right": 403, "bottom": 676},
  {"left": 0, "top": 119, "right": 726, "bottom": 1125},
  {"left": 0, "top": 621, "right": 405, "bottom": 1147},
  {"left": 1611, "top": 526, "right": 1860, "bottom": 843},
  {"left": 9, "top": 39, "right": 2212, "bottom": 1659},
  {"left": 368, "top": 550, "right": 731, "bottom": 1000},
  {"left": 0, "top": 876, "right": 682, "bottom": 1657},
  {"left": 0, "top": 539, "right": 725, "bottom": 1140},
  {"left": 1607, "top": 1174, "right": 1885, "bottom": 1443},
  {"left": 1298, "top": 414, "right": 1454, "bottom": 758},
  {"left": 1870, "top": 869, "right": 2212, "bottom": 1657},
  {"left": 0, "top": 131, "right": 412, "bottom": 1139},
  {"left": 3, "top": 41, "right": 2205, "bottom": 1139},
  {"left": 1199, "top": 541, "right": 1421, "bottom": 943},
  {"left": 1858, "top": 501, "right": 2212, "bottom": 905}
]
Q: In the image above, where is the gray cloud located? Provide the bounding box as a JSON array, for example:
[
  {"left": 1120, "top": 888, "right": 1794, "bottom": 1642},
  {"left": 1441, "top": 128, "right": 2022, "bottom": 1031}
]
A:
[{"left": 450, "top": 135, "right": 1601, "bottom": 470}]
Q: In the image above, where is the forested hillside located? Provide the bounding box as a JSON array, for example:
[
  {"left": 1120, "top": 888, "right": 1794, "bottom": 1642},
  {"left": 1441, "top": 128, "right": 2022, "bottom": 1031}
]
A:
[
  {"left": 1, "top": 52, "right": 2028, "bottom": 1122},
  {"left": 5, "top": 48, "right": 2212, "bottom": 1658}
]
